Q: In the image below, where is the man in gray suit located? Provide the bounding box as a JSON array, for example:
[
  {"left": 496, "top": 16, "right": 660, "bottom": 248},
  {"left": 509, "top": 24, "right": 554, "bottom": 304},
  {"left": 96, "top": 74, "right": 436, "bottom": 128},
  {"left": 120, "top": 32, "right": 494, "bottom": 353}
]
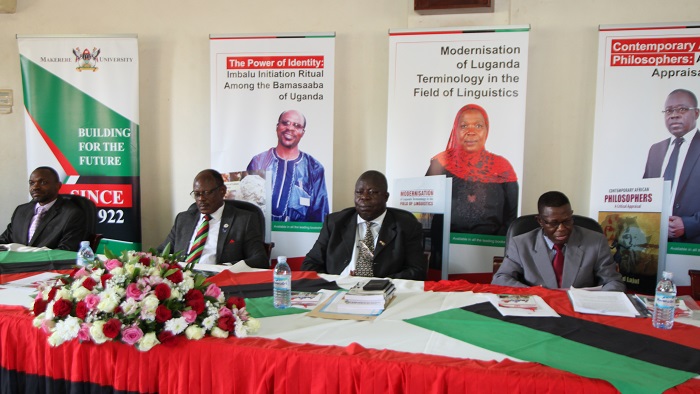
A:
[
  {"left": 0, "top": 167, "right": 86, "bottom": 251},
  {"left": 492, "top": 191, "right": 624, "bottom": 291},
  {"left": 643, "top": 89, "right": 700, "bottom": 244},
  {"left": 159, "top": 169, "right": 268, "bottom": 268}
]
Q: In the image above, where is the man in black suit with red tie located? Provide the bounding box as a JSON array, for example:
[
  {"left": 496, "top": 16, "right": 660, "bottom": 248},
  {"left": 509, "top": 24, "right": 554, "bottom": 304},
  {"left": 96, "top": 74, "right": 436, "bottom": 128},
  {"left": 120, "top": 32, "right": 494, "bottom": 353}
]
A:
[
  {"left": 0, "top": 167, "right": 86, "bottom": 251},
  {"left": 643, "top": 89, "right": 700, "bottom": 244}
]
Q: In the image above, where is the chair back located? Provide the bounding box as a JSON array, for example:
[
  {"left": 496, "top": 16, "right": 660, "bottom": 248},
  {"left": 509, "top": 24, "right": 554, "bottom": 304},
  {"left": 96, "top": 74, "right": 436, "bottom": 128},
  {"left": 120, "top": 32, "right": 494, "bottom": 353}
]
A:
[
  {"left": 62, "top": 194, "right": 102, "bottom": 250},
  {"left": 504, "top": 214, "right": 604, "bottom": 253}
]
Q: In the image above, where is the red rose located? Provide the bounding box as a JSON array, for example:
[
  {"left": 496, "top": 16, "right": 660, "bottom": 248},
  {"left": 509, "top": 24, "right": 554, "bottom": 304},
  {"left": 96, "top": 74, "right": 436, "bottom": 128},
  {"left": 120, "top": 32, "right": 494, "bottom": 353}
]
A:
[
  {"left": 52, "top": 299, "right": 72, "bottom": 318},
  {"left": 114, "top": 306, "right": 123, "bottom": 314},
  {"left": 82, "top": 277, "right": 97, "bottom": 291},
  {"left": 33, "top": 298, "right": 48, "bottom": 315},
  {"left": 185, "top": 289, "right": 204, "bottom": 302},
  {"left": 47, "top": 287, "right": 58, "bottom": 301},
  {"left": 102, "top": 318, "right": 122, "bottom": 339},
  {"left": 166, "top": 267, "right": 183, "bottom": 283},
  {"left": 75, "top": 300, "right": 88, "bottom": 320},
  {"left": 155, "top": 305, "right": 172, "bottom": 323},
  {"left": 157, "top": 330, "right": 176, "bottom": 344},
  {"left": 217, "top": 315, "right": 235, "bottom": 332},
  {"left": 139, "top": 257, "right": 151, "bottom": 265},
  {"left": 226, "top": 297, "right": 246, "bottom": 310},
  {"left": 187, "top": 299, "right": 205, "bottom": 315},
  {"left": 100, "top": 273, "right": 113, "bottom": 288},
  {"left": 154, "top": 283, "right": 171, "bottom": 301}
]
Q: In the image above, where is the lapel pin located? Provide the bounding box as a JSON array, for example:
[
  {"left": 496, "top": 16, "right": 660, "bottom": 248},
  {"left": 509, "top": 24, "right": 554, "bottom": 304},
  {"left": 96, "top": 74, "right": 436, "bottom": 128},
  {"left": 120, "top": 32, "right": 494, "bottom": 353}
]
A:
[{"left": 379, "top": 240, "right": 386, "bottom": 246}]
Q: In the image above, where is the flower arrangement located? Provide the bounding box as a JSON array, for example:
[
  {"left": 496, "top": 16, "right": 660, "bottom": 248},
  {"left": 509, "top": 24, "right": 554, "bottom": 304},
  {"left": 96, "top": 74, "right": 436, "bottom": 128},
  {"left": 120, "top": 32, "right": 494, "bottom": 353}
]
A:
[{"left": 30, "top": 245, "right": 260, "bottom": 351}]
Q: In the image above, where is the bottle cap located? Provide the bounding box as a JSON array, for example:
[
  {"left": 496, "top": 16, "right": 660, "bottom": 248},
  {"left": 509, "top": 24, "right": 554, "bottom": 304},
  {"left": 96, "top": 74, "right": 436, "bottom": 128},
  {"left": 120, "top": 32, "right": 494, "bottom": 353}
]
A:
[
  {"left": 80, "top": 240, "right": 90, "bottom": 246},
  {"left": 662, "top": 271, "right": 673, "bottom": 280},
  {"left": 278, "top": 256, "right": 287, "bottom": 262}
]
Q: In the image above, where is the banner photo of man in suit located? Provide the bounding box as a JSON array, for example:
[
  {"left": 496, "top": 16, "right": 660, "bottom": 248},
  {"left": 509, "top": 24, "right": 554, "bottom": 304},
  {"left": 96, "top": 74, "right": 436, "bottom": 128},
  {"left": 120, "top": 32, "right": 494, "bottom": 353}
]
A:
[{"left": 591, "top": 23, "right": 700, "bottom": 288}]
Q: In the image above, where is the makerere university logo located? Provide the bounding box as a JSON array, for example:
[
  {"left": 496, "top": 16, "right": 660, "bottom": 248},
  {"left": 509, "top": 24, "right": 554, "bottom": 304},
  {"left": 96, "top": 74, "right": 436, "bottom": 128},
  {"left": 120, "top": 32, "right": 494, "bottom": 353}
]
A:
[{"left": 73, "top": 47, "right": 101, "bottom": 72}]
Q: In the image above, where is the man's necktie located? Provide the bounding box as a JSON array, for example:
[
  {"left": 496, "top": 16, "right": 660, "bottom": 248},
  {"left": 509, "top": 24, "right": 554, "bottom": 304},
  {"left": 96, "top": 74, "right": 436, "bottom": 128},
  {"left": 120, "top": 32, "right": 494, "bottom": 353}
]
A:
[
  {"left": 552, "top": 243, "right": 564, "bottom": 288},
  {"left": 186, "top": 214, "right": 210, "bottom": 264},
  {"left": 27, "top": 205, "right": 46, "bottom": 242},
  {"left": 354, "top": 221, "right": 375, "bottom": 277},
  {"left": 663, "top": 137, "right": 684, "bottom": 183}
]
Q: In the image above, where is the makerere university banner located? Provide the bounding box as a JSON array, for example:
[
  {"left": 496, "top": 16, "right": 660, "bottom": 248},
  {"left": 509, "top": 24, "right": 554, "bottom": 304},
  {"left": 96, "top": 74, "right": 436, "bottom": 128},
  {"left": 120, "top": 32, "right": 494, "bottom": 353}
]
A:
[{"left": 18, "top": 35, "right": 141, "bottom": 253}]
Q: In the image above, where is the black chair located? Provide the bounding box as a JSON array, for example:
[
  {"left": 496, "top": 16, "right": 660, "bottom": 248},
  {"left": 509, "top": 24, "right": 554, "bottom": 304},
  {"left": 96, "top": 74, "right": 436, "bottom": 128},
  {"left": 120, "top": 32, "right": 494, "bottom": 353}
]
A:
[
  {"left": 188, "top": 200, "right": 274, "bottom": 259},
  {"left": 494, "top": 214, "right": 604, "bottom": 274},
  {"left": 62, "top": 194, "right": 103, "bottom": 251}
]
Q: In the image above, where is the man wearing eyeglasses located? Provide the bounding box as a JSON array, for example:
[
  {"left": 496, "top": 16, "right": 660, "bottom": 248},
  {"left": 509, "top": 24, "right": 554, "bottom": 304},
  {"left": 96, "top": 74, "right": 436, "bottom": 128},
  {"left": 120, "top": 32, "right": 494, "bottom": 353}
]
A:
[
  {"left": 158, "top": 169, "right": 268, "bottom": 268},
  {"left": 301, "top": 171, "right": 427, "bottom": 280},
  {"left": 493, "top": 191, "right": 624, "bottom": 291},
  {"left": 643, "top": 89, "right": 700, "bottom": 244},
  {"left": 246, "top": 110, "right": 329, "bottom": 223}
]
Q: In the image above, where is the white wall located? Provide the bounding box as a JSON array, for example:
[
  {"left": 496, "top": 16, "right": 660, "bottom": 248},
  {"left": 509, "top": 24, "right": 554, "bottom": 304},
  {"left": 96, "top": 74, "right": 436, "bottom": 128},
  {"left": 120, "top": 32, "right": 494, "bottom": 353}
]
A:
[{"left": 0, "top": 0, "right": 698, "bottom": 249}]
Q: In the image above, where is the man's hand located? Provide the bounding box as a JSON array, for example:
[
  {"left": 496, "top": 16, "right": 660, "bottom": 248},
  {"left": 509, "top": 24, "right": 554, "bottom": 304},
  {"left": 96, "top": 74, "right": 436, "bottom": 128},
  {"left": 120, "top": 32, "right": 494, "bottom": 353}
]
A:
[{"left": 669, "top": 216, "right": 685, "bottom": 238}]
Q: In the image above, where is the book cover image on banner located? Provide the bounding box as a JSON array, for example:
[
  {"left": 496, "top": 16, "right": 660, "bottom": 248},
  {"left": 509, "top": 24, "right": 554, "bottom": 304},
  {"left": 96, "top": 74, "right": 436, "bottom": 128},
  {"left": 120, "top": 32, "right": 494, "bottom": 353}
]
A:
[
  {"left": 17, "top": 35, "right": 141, "bottom": 253},
  {"left": 386, "top": 26, "right": 529, "bottom": 275},
  {"left": 591, "top": 23, "right": 700, "bottom": 286},
  {"left": 210, "top": 33, "right": 334, "bottom": 260},
  {"left": 594, "top": 178, "right": 667, "bottom": 294}
]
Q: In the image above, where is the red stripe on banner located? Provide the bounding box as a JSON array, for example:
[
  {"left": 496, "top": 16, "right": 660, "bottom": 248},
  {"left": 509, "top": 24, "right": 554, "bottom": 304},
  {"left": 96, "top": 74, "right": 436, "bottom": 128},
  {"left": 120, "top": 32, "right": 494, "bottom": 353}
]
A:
[
  {"left": 206, "top": 270, "right": 321, "bottom": 287},
  {"left": 59, "top": 184, "right": 133, "bottom": 208},
  {"left": 26, "top": 111, "right": 78, "bottom": 176}
]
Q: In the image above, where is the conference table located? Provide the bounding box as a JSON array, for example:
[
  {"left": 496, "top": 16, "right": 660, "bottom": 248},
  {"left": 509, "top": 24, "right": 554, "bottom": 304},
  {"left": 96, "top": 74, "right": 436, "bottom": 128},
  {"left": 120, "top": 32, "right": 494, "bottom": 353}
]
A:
[{"left": 1, "top": 255, "right": 699, "bottom": 393}]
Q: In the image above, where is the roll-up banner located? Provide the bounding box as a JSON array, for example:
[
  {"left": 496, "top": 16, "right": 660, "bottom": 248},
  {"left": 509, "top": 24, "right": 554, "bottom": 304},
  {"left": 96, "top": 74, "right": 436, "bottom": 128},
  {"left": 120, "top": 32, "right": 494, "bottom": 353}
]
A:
[
  {"left": 210, "top": 33, "right": 334, "bottom": 262},
  {"left": 386, "top": 26, "right": 529, "bottom": 276},
  {"left": 17, "top": 35, "right": 141, "bottom": 254},
  {"left": 591, "top": 23, "right": 700, "bottom": 287}
]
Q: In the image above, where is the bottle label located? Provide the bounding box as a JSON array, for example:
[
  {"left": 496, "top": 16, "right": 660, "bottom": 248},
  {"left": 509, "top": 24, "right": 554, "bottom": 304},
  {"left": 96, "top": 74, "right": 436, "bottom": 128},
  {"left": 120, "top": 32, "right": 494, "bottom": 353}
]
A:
[
  {"left": 655, "top": 293, "right": 675, "bottom": 309},
  {"left": 273, "top": 275, "right": 290, "bottom": 289}
]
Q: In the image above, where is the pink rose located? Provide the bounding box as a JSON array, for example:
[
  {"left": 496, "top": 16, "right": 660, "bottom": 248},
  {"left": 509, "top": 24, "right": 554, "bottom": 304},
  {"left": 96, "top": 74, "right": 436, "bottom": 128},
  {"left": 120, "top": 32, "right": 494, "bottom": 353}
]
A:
[
  {"left": 77, "top": 323, "right": 91, "bottom": 342},
  {"left": 181, "top": 310, "right": 198, "bottom": 323},
  {"left": 73, "top": 267, "right": 89, "bottom": 279},
  {"left": 105, "top": 259, "right": 122, "bottom": 271},
  {"left": 84, "top": 293, "right": 100, "bottom": 310},
  {"left": 218, "top": 306, "right": 233, "bottom": 318},
  {"left": 126, "top": 283, "right": 145, "bottom": 301},
  {"left": 121, "top": 326, "right": 144, "bottom": 345},
  {"left": 204, "top": 284, "right": 222, "bottom": 299}
]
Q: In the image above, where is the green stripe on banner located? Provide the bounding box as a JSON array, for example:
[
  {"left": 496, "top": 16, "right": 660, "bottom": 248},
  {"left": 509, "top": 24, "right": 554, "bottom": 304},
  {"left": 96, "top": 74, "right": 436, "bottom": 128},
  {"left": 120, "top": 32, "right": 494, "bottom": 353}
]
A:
[
  {"left": 20, "top": 55, "right": 139, "bottom": 177},
  {"left": 245, "top": 296, "right": 308, "bottom": 318},
  {"left": 272, "top": 222, "right": 322, "bottom": 232},
  {"left": 405, "top": 308, "right": 695, "bottom": 394},
  {"left": 0, "top": 250, "right": 76, "bottom": 264},
  {"left": 450, "top": 233, "right": 505, "bottom": 247},
  {"left": 668, "top": 242, "right": 700, "bottom": 256}
]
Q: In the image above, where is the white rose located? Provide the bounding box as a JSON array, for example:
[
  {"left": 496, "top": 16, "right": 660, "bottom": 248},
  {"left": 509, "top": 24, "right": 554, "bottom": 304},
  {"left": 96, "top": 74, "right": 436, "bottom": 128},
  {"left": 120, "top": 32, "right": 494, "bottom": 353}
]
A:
[
  {"left": 57, "top": 288, "right": 72, "bottom": 300},
  {"left": 110, "top": 267, "right": 125, "bottom": 276},
  {"left": 210, "top": 327, "right": 229, "bottom": 338},
  {"left": 137, "top": 332, "right": 160, "bottom": 352},
  {"left": 90, "top": 321, "right": 109, "bottom": 344},
  {"left": 125, "top": 264, "right": 137, "bottom": 276},
  {"left": 32, "top": 314, "right": 45, "bottom": 328},
  {"left": 72, "top": 286, "right": 91, "bottom": 301},
  {"left": 97, "top": 297, "right": 118, "bottom": 313},
  {"left": 246, "top": 317, "right": 261, "bottom": 334},
  {"left": 141, "top": 295, "right": 160, "bottom": 313},
  {"left": 185, "top": 325, "right": 204, "bottom": 340},
  {"left": 48, "top": 332, "right": 65, "bottom": 346},
  {"left": 170, "top": 288, "right": 181, "bottom": 300}
]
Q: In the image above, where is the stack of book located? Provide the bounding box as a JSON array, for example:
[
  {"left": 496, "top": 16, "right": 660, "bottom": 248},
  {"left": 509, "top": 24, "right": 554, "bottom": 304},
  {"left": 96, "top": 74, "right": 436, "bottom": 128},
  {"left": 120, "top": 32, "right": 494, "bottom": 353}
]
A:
[{"left": 337, "top": 279, "right": 396, "bottom": 314}]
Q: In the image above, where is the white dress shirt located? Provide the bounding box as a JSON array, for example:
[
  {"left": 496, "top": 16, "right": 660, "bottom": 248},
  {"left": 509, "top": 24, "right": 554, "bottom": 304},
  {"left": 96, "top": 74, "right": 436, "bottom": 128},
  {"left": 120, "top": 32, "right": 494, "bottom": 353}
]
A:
[
  {"left": 339, "top": 210, "right": 387, "bottom": 277},
  {"left": 188, "top": 204, "right": 224, "bottom": 265}
]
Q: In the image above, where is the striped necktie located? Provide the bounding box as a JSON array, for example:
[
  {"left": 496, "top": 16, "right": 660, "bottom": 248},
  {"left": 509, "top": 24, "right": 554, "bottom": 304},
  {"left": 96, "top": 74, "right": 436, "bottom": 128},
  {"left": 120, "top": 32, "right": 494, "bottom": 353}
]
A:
[
  {"left": 27, "top": 205, "right": 47, "bottom": 242},
  {"left": 186, "top": 214, "right": 210, "bottom": 263}
]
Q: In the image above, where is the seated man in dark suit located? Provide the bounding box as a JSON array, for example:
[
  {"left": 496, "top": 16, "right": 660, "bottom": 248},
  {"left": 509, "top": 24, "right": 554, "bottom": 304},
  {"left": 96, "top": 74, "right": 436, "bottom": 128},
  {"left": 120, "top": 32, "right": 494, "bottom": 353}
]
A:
[
  {"left": 492, "top": 191, "right": 624, "bottom": 291},
  {"left": 159, "top": 169, "right": 268, "bottom": 268},
  {"left": 0, "top": 166, "right": 87, "bottom": 251},
  {"left": 302, "top": 170, "right": 427, "bottom": 280}
]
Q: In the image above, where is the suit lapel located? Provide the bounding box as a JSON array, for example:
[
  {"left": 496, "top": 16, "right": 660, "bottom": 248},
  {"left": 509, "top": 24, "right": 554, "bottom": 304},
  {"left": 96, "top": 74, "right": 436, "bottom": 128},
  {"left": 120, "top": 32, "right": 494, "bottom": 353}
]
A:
[
  {"left": 676, "top": 131, "right": 700, "bottom": 200},
  {"left": 374, "top": 210, "right": 396, "bottom": 257},
  {"left": 562, "top": 227, "right": 584, "bottom": 288},
  {"left": 340, "top": 212, "right": 359, "bottom": 258},
  {"left": 217, "top": 203, "right": 234, "bottom": 263},
  {"left": 533, "top": 229, "right": 558, "bottom": 288}
]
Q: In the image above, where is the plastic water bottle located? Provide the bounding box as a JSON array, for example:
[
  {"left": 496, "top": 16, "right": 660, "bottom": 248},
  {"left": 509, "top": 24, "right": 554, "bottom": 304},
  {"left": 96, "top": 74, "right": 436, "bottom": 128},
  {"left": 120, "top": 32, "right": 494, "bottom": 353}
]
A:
[
  {"left": 76, "top": 241, "right": 95, "bottom": 267},
  {"left": 273, "top": 256, "right": 291, "bottom": 309},
  {"left": 652, "top": 271, "right": 677, "bottom": 329}
]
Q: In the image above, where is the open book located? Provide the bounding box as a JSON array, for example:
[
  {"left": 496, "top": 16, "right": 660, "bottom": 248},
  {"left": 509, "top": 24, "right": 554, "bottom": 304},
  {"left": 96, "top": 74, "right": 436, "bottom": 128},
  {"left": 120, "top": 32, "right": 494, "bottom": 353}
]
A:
[{"left": 567, "top": 288, "right": 642, "bottom": 318}]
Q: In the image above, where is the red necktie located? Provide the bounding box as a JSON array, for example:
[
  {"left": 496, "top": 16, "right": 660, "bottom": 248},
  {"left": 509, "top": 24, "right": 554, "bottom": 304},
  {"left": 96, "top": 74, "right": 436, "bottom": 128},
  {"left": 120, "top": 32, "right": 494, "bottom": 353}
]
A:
[{"left": 552, "top": 244, "right": 564, "bottom": 288}]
